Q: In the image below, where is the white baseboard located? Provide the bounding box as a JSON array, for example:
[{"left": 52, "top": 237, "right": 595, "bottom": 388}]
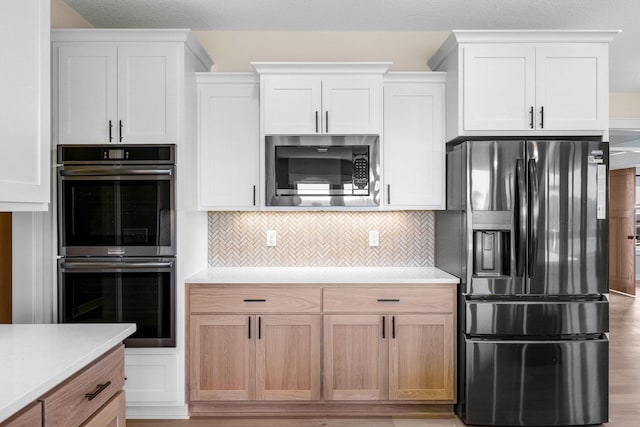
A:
[{"left": 126, "top": 404, "right": 189, "bottom": 419}]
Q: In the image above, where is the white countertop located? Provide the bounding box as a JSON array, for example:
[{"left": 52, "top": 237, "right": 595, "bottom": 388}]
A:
[
  {"left": 0, "top": 323, "right": 136, "bottom": 423},
  {"left": 186, "top": 266, "right": 459, "bottom": 284}
]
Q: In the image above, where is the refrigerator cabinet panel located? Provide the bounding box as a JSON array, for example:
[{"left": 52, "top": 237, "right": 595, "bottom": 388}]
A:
[
  {"left": 464, "top": 336, "right": 608, "bottom": 426},
  {"left": 526, "top": 140, "right": 609, "bottom": 295},
  {"left": 465, "top": 296, "right": 609, "bottom": 335}
]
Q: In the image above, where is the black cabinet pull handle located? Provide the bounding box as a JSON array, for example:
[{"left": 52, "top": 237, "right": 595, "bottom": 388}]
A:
[
  {"left": 315, "top": 111, "right": 319, "bottom": 133},
  {"left": 529, "top": 106, "right": 534, "bottom": 129},
  {"left": 325, "top": 111, "right": 329, "bottom": 133},
  {"left": 252, "top": 185, "right": 256, "bottom": 206},
  {"left": 108, "top": 120, "right": 113, "bottom": 142},
  {"left": 387, "top": 184, "right": 391, "bottom": 204},
  {"left": 377, "top": 299, "right": 400, "bottom": 303},
  {"left": 539, "top": 106, "right": 544, "bottom": 129},
  {"left": 248, "top": 316, "right": 251, "bottom": 339},
  {"left": 392, "top": 316, "right": 396, "bottom": 339},
  {"left": 119, "top": 120, "right": 123, "bottom": 142},
  {"left": 243, "top": 299, "right": 266, "bottom": 302},
  {"left": 258, "top": 316, "right": 262, "bottom": 340},
  {"left": 85, "top": 381, "right": 111, "bottom": 401},
  {"left": 382, "top": 316, "right": 386, "bottom": 339}
]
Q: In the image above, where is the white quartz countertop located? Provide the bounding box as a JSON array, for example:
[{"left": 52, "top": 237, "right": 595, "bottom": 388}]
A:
[
  {"left": 186, "top": 267, "right": 459, "bottom": 284},
  {"left": 0, "top": 323, "right": 136, "bottom": 423}
]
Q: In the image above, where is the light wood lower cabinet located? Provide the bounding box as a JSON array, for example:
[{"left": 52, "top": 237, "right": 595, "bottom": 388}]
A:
[
  {"left": 187, "top": 283, "right": 456, "bottom": 413},
  {"left": 190, "top": 313, "right": 320, "bottom": 401},
  {"left": 324, "top": 314, "right": 454, "bottom": 401}
]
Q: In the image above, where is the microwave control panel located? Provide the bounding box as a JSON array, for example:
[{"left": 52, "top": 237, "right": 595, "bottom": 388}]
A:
[{"left": 353, "top": 156, "right": 369, "bottom": 190}]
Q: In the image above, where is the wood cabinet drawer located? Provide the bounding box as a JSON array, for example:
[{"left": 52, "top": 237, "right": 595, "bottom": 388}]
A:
[
  {"left": 323, "top": 287, "right": 455, "bottom": 313},
  {"left": 42, "top": 345, "right": 124, "bottom": 427},
  {"left": 190, "top": 287, "right": 321, "bottom": 313},
  {"left": 1, "top": 401, "right": 42, "bottom": 427}
]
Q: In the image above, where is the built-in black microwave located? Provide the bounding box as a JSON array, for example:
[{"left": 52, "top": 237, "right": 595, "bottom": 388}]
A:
[{"left": 265, "top": 135, "right": 380, "bottom": 207}]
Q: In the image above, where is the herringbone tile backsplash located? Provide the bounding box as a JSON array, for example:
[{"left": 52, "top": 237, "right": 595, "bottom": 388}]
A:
[{"left": 208, "top": 211, "right": 434, "bottom": 267}]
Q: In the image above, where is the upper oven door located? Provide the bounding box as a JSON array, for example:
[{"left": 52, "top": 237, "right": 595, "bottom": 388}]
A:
[
  {"left": 275, "top": 145, "right": 368, "bottom": 196},
  {"left": 58, "top": 165, "right": 175, "bottom": 256}
]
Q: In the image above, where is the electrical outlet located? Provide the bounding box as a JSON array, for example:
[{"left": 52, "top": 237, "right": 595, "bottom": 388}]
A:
[
  {"left": 369, "top": 230, "right": 379, "bottom": 247},
  {"left": 266, "top": 230, "right": 277, "bottom": 247}
]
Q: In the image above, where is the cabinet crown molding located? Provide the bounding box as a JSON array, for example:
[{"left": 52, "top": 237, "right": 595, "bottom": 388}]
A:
[
  {"left": 428, "top": 29, "right": 620, "bottom": 71},
  {"left": 51, "top": 29, "right": 214, "bottom": 71},
  {"left": 251, "top": 62, "right": 392, "bottom": 75}
]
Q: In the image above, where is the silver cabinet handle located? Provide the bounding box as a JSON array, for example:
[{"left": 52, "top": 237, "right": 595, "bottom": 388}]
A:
[{"left": 387, "top": 184, "right": 391, "bottom": 204}]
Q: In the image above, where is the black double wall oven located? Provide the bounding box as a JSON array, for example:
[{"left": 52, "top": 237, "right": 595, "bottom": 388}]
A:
[{"left": 57, "top": 145, "right": 176, "bottom": 347}]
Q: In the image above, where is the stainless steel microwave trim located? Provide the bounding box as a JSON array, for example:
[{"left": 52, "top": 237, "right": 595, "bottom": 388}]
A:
[{"left": 265, "top": 135, "right": 380, "bottom": 207}]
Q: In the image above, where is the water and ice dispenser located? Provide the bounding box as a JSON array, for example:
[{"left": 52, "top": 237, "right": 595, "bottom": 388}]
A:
[{"left": 473, "top": 230, "right": 510, "bottom": 277}]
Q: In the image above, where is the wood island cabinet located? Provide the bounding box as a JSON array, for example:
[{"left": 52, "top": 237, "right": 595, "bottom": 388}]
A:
[
  {"left": 0, "top": 344, "right": 126, "bottom": 427},
  {"left": 187, "top": 282, "right": 456, "bottom": 417}
]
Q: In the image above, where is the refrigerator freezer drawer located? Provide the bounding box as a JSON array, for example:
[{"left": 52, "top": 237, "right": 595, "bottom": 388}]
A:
[
  {"left": 463, "top": 336, "right": 608, "bottom": 426},
  {"left": 465, "top": 297, "right": 609, "bottom": 335}
]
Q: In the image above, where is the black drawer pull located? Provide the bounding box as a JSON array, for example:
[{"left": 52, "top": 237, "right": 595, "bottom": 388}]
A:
[
  {"left": 377, "top": 298, "right": 400, "bottom": 303},
  {"left": 243, "top": 299, "right": 266, "bottom": 302},
  {"left": 85, "top": 381, "right": 111, "bottom": 401}
]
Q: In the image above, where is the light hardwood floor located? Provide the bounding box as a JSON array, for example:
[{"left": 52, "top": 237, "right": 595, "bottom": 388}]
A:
[{"left": 129, "top": 288, "right": 639, "bottom": 426}]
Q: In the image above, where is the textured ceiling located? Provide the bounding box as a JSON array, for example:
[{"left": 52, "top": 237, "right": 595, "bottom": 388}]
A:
[{"left": 62, "top": 0, "right": 640, "bottom": 92}]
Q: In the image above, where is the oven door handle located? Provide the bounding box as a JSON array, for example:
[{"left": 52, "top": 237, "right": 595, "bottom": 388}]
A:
[
  {"left": 59, "top": 168, "right": 173, "bottom": 177},
  {"left": 60, "top": 261, "right": 173, "bottom": 269}
]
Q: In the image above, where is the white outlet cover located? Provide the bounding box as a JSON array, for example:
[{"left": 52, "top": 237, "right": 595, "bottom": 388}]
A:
[
  {"left": 369, "top": 230, "right": 379, "bottom": 247},
  {"left": 266, "top": 230, "right": 277, "bottom": 247}
]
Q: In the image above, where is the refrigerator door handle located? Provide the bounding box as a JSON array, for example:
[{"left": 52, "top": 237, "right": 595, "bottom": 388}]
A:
[
  {"left": 528, "top": 158, "right": 540, "bottom": 278},
  {"left": 515, "top": 159, "right": 527, "bottom": 277}
]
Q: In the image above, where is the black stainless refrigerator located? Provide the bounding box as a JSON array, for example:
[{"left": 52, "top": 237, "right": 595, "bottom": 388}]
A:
[{"left": 436, "top": 140, "right": 609, "bottom": 426}]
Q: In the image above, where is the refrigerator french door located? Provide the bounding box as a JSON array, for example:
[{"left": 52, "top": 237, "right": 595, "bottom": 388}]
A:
[{"left": 438, "top": 140, "right": 609, "bottom": 426}]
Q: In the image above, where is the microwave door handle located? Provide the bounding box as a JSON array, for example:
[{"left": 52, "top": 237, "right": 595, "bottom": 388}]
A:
[
  {"left": 60, "top": 168, "right": 173, "bottom": 176},
  {"left": 60, "top": 261, "right": 173, "bottom": 269}
]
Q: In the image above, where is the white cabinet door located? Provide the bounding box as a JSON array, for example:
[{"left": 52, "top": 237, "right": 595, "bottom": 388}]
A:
[
  {"left": 198, "top": 81, "right": 259, "bottom": 210},
  {"left": 0, "top": 0, "right": 50, "bottom": 208},
  {"left": 463, "top": 44, "right": 536, "bottom": 131},
  {"left": 118, "top": 45, "right": 178, "bottom": 143},
  {"left": 322, "top": 77, "right": 381, "bottom": 135},
  {"left": 263, "top": 77, "right": 321, "bottom": 135},
  {"left": 383, "top": 79, "right": 445, "bottom": 209},
  {"left": 58, "top": 46, "right": 118, "bottom": 145},
  {"left": 535, "top": 44, "right": 608, "bottom": 131}
]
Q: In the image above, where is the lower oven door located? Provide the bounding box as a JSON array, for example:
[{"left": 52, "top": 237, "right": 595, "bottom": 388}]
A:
[
  {"left": 463, "top": 336, "right": 608, "bottom": 426},
  {"left": 58, "top": 258, "right": 175, "bottom": 347}
]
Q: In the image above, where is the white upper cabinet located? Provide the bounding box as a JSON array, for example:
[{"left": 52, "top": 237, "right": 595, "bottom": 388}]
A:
[
  {"left": 428, "top": 30, "right": 618, "bottom": 140},
  {"left": 52, "top": 30, "right": 213, "bottom": 146},
  {"left": 254, "top": 62, "right": 390, "bottom": 135},
  {"left": 383, "top": 74, "right": 446, "bottom": 210},
  {"left": 197, "top": 74, "right": 260, "bottom": 210},
  {"left": 0, "top": 0, "right": 50, "bottom": 210},
  {"left": 58, "top": 46, "right": 117, "bottom": 144}
]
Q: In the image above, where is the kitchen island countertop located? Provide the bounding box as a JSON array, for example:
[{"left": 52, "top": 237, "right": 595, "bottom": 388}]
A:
[
  {"left": 186, "top": 266, "right": 459, "bottom": 284},
  {"left": 0, "top": 323, "right": 135, "bottom": 423}
]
